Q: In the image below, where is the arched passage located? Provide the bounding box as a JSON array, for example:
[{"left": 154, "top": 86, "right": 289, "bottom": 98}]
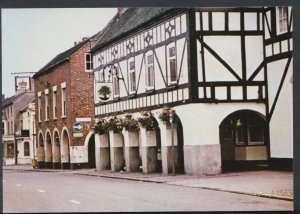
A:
[
  {"left": 53, "top": 130, "right": 61, "bottom": 169},
  {"left": 61, "top": 128, "right": 70, "bottom": 169},
  {"left": 174, "top": 115, "right": 184, "bottom": 173},
  {"left": 37, "top": 131, "right": 45, "bottom": 168},
  {"left": 45, "top": 131, "right": 52, "bottom": 168},
  {"left": 87, "top": 134, "right": 96, "bottom": 168},
  {"left": 219, "top": 110, "right": 268, "bottom": 172}
]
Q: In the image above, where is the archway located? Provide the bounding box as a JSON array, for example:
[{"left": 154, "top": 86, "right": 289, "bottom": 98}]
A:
[
  {"left": 152, "top": 116, "right": 162, "bottom": 173},
  {"left": 61, "top": 128, "right": 70, "bottom": 169},
  {"left": 37, "top": 131, "right": 45, "bottom": 168},
  {"left": 219, "top": 110, "right": 268, "bottom": 172},
  {"left": 88, "top": 134, "right": 96, "bottom": 168},
  {"left": 174, "top": 115, "right": 184, "bottom": 173},
  {"left": 45, "top": 131, "right": 52, "bottom": 168},
  {"left": 53, "top": 130, "right": 61, "bottom": 168}
]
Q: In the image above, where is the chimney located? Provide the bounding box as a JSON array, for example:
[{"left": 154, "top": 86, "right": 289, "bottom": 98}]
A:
[
  {"left": 74, "top": 41, "right": 78, "bottom": 46},
  {"left": 82, "top": 37, "right": 89, "bottom": 42}
]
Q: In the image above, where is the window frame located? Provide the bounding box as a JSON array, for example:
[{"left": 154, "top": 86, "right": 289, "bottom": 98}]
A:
[
  {"left": 145, "top": 52, "right": 155, "bottom": 90},
  {"left": 52, "top": 86, "right": 57, "bottom": 119},
  {"left": 129, "top": 59, "right": 136, "bottom": 93},
  {"left": 278, "top": 7, "right": 288, "bottom": 34},
  {"left": 167, "top": 44, "right": 177, "bottom": 85},
  {"left": 85, "top": 53, "right": 93, "bottom": 72},
  {"left": 61, "top": 82, "right": 67, "bottom": 118}
]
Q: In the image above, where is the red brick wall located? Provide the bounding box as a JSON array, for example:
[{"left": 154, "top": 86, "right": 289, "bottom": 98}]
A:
[{"left": 34, "top": 42, "right": 94, "bottom": 148}]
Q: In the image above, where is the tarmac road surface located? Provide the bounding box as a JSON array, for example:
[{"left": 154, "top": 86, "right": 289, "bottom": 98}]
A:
[{"left": 3, "top": 170, "right": 293, "bottom": 212}]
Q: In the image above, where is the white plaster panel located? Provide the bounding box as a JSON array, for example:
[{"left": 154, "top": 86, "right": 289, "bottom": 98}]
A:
[
  {"left": 140, "top": 128, "right": 157, "bottom": 147},
  {"left": 266, "top": 45, "right": 272, "bottom": 57},
  {"left": 198, "top": 87, "right": 204, "bottom": 98},
  {"left": 123, "top": 131, "right": 139, "bottom": 147},
  {"left": 269, "top": 61, "right": 293, "bottom": 158},
  {"left": 212, "top": 12, "right": 225, "bottom": 31},
  {"left": 181, "top": 14, "right": 187, "bottom": 32},
  {"left": 178, "top": 89, "right": 183, "bottom": 101},
  {"left": 197, "top": 40, "right": 203, "bottom": 82},
  {"left": 273, "top": 42, "right": 280, "bottom": 55},
  {"left": 177, "top": 38, "right": 188, "bottom": 84},
  {"left": 70, "top": 146, "right": 88, "bottom": 163},
  {"left": 109, "top": 131, "right": 124, "bottom": 148},
  {"left": 228, "top": 12, "right": 240, "bottom": 31},
  {"left": 215, "top": 87, "right": 227, "bottom": 100},
  {"left": 245, "top": 36, "right": 264, "bottom": 80},
  {"left": 290, "top": 39, "right": 293, "bottom": 51},
  {"left": 176, "top": 16, "right": 181, "bottom": 35},
  {"left": 195, "top": 12, "right": 200, "bottom": 30},
  {"left": 244, "top": 12, "right": 257, "bottom": 30},
  {"left": 202, "top": 12, "right": 209, "bottom": 30},
  {"left": 204, "top": 36, "right": 242, "bottom": 81},
  {"left": 231, "top": 86, "right": 243, "bottom": 100},
  {"left": 247, "top": 86, "right": 259, "bottom": 99},
  {"left": 281, "top": 40, "right": 288, "bottom": 53},
  {"left": 206, "top": 87, "right": 211, "bottom": 98},
  {"left": 183, "top": 88, "right": 189, "bottom": 100},
  {"left": 174, "top": 103, "right": 265, "bottom": 146}
]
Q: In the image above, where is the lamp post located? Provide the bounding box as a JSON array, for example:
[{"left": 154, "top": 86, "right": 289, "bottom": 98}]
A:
[{"left": 169, "top": 110, "right": 176, "bottom": 175}]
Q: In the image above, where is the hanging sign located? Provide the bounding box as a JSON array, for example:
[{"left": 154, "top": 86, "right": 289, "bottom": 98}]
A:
[{"left": 15, "top": 76, "right": 31, "bottom": 91}]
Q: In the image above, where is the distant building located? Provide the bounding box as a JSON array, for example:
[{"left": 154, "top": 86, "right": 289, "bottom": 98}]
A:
[
  {"left": 2, "top": 90, "right": 35, "bottom": 165},
  {"left": 91, "top": 7, "right": 293, "bottom": 175}
]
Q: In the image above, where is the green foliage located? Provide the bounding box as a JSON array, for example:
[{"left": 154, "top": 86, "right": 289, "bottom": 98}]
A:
[
  {"left": 106, "top": 116, "right": 123, "bottom": 133},
  {"left": 121, "top": 114, "right": 139, "bottom": 132},
  {"left": 137, "top": 111, "right": 156, "bottom": 130},
  {"left": 94, "top": 118, "right": 109, "bottom": 135}
]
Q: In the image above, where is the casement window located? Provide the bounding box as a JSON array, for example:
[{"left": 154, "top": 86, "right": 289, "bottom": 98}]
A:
[
  {"left": 168, "top": 46, "right": 177, "bottom": 84},
  {"left": 38, "top": 92, "right": 42, "bottom": 122},
  {"left": 45, "top": 89, "right": 49, "bottom": 121},
  {"left": 61, "top": 82, "right": 66, "bottom": 117},
  {"left": 129, "top": 60, "right": 136, "bottom": 92},
  {"left": 113, "top": 67, "right": 120, "bottom": 97},
  {"left": 24, "top": 141, "right": 30, "bottom": 156},
  {"left": 146, "top": 54, "right": 154, "bottom": 89},
  {"left": 278, "top": 7, "right": 288, "bottom": 33},
  {"left": 52, "top": 86, "right": 57, "bottom": 119},
  {"left": 85, "top": 53, "right": 93, "bottom": 71}
]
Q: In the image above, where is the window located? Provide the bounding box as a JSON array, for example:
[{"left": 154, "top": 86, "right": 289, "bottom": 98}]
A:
[
  {"left": 62, "top": 87, "right": 66, "bottom": 117},
  {"left": 168, "top": 46, "right": 177, "bottom": 83},
  {"left": 7, "top": 122, "right": 10, "bottom": 135},
  {"left": 2, "top": 122, "right": 4, "bottom": 135},
  {"left": 85, "top": 53, "right": 93, "bottom": 71},
  {"left": 129, "top": 61, "right": 136, "bottom": 92},
  {"left": 113, "top": 67, "right": 120, "bottom": 96},
  {"left": 45, "top": 93, "right": 49, "bottom": 121},
  {"left": 24, "top": 142, "right": 30, "bottom": 156},
  {"left": 38, "top": 93, "right": 42, "bottom": 122},
  {"left": 10, "top": 121, "right": 13, "bottom": 134},
  {"left": 146, "top": 54, "right": 154, "bottom": 88},
  {"left": 53, "top": 89, "right": 57, "bottom": 119},
  {"left": 278, "top": 7, "right": 288, "bottom": 32}
]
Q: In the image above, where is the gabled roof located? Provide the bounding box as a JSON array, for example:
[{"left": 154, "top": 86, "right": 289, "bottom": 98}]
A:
[
  {"left": 33, "top": 39, "right": 90, "bottom": 78},
  {"left": 2, "top": 95, "right": 16, "bottom": 108},
  {"left": 91, "top": 7, "right": 187, "bottom": 52}
]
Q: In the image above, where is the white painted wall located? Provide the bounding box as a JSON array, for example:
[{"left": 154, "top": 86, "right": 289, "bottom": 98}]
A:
[{"left": 268, "top": 59, "right": 293, "bottom": 158}]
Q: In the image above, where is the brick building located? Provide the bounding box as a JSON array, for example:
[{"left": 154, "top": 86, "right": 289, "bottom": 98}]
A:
[{"left": 33, "top": 39, "right": 95, "bottom": 169}]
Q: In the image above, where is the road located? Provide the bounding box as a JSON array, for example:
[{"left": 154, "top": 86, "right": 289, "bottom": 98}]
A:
[{"left": 3, "top": 170, "right": 293, "bottom": 212}]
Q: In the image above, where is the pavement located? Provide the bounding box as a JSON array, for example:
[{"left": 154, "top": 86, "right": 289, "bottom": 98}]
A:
[{"left": 3, "top": 164, "right": 293, "bottom": 201}]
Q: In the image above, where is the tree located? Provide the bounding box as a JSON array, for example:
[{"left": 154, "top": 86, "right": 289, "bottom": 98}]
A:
[{"left": 98, "top": 86, "right": 111, "bottom": 101}]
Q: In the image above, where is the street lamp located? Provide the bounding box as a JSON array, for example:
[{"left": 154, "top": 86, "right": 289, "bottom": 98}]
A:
[{"left": 169, "top": 109, "right": 176, "bottom": 175}]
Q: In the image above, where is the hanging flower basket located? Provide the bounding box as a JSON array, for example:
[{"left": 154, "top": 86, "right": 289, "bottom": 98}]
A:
[
  {"left": 137, "top": 111, "right": 156, "bottom": 131},
  {"left": 94, "top": 118, "right": 109, "bottom": 135},
  {"left": 158, "top": 107, "right": 176, "bottom": 125},
  {"left": 107, "top": 116, "right": 123, "bottom": 133},
  {"left": 121, "top": 114, "right": 140, "bottom": 132}
]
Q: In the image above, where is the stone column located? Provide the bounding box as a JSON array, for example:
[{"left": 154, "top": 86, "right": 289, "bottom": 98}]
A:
[
  {"left": 140, "top": 128, "right": 157, "bottom": 173},
  {"left": 160, "top": 123, "right": 178, "bottom": 174},
  {"left": 123, "top": 130, "right": 140, "bottom": 172},
  {"left": 109, "top": 131, "right": 124, "bottom": 172},
  {"left": 95, "top": 133, "right": 110, "bottom": 171}
]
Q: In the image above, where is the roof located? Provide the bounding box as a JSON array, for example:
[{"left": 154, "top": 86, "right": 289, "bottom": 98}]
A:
[
  {"left": 2, "top": 95, "right": 16, "bottom": 108},
  {"left": 33, "top": 39, "right": 90, "bottom": 78},
  {"left": 92, "top": 8, "right": 186, "bottom": 52}
]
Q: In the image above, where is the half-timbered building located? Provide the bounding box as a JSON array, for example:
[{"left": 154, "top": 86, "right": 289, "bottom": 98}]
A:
[{"left": 91, "top": 7, "right": 292, "bottom": 175}]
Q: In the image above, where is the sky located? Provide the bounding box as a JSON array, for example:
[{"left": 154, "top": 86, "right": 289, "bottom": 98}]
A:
[{"left": 1, "top": 8, "right": 117, "bottom": 98}]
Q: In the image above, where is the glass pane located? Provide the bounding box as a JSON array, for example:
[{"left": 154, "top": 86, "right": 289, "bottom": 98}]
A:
[
  {"left": 169, "top": 47, "right": 176, "bottom": 57},
  {"left": 170, "top": 59, "right": 177, "bottom": 81},
  {"left": 148, "top": 54, "right": 154, "bottom": 64}
]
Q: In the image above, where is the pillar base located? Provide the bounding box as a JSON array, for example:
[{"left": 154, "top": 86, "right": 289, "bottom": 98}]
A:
[
  {"left": 37, "top": 161, "right": 45, "bottom": 169},
  {"left": 141, "top": 146, "right": 157, "bottom": 173},
  {"left": 125, "top": 146, "right": 140, "bottom": 172},
  {"left": 110, "top": 147, "right": 124, "bottom": 172},
  {"left": 44, "top": 162, "right": 53, "bottom": 169},
  {"left": 61, "top": 162, "right": 70, "bottom": 169},
  {"left": 96, "top": 147, "right": 111, "bottom": 171},
  {"left": 162, "top": 146, "right": 178, "bottom": 174},
  {"left": 53, "top": 162, "right": 61, "bottom": 169}
]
